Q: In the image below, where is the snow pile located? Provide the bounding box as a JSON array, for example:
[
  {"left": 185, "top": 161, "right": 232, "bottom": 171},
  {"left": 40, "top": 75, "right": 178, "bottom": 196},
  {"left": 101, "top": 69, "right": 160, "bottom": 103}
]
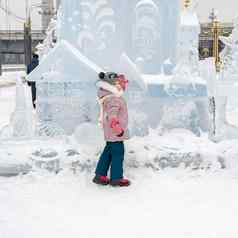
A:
[
  {"left": 0, "top": 148, "right": 31, "bottom": 176},
  {"left": 3, "top": 125, "right": 238, "bottom": 176},
  {"left": 68, "top": 127, "right": 238, "bottom": 172}
]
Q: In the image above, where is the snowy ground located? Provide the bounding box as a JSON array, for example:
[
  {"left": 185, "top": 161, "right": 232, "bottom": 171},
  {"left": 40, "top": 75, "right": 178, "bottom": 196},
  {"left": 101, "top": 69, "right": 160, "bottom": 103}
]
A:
[
  {"left": 0, "top": 73, "right": 18, "bottom": 129},
  {"left": 1, "top": 170, "right": 238, "bottom": 238},
  {"left": 1, "top": 72, "right": 238, "bottom": 238}
]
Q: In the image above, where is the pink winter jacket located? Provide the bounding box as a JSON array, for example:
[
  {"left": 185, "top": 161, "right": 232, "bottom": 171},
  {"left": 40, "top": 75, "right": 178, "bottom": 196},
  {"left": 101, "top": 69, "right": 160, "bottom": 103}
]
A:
[{"left": 97, "top": 85, "right": 129, "bottom": 142}]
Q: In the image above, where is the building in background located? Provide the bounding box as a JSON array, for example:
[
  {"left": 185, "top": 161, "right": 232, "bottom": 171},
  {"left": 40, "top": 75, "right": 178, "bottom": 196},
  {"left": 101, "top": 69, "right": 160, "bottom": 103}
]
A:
[
  {"left": 199, "top": 22, "right": 233, "bottom": 59},
  {"left": 0, "top": 30, "right": 44, "bottom": 65},
  {"left": 0, "top": 0, "right": 56, "bottom": 69}
]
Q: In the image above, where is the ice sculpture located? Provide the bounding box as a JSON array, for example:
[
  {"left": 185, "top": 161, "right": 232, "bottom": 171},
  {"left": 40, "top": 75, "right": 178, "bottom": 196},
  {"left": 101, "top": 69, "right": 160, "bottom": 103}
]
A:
[
  {"left": 159, "top": 0, "right": 180, "bottom": 70},
  {"left": 0, "top": 78, "right": 36, "bottom": 140},
  {"left": 36, "top": 16, "right": 57, "bottom": 60},
  {"left": 146, "top": 6, "right": 208, "bottom": 135},
  {"left": 133, "top": 0, "right": 160, "bottom": 73},
  {"left": 26, "top": 0, "right": 207, "bottom": 137},
  {"left": 28, "top": 40, "right": 103, "bottom": 135},
  {"left": 221, "top": 16, "right": 238, "bottom": 80},
  {"left": 58, "top": 0, "right": 180, "bottom": 73},
  {"left": 200, "top": 57, "right": 238, "bottom": 142},
  {"left": 205, "top": 15, "right": 238, "bottom": 142},
  {"left": 177, "top": 7, "right": 200, "bottom": 78}
]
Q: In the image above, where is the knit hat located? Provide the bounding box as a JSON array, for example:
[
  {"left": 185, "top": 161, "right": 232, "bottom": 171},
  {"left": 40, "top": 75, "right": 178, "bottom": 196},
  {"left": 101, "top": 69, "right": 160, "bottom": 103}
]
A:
[
  {"left": 98, "top": 72, "right": 118, "bottom": 85},
  {"left": 98, "top": 72, "right": 128, "bottom": 91}
]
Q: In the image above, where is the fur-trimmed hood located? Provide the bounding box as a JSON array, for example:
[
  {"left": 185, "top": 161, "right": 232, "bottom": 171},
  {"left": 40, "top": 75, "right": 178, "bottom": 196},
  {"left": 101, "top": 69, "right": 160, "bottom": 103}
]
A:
[{"left": 96, "top": 81, "right": 124, "bottom": 98}]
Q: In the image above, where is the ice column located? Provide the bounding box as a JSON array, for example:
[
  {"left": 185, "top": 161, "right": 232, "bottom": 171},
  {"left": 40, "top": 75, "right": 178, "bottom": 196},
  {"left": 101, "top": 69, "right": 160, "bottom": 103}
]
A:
[{"left": 160, "top": 0, "right": 180, "bottom": 71}]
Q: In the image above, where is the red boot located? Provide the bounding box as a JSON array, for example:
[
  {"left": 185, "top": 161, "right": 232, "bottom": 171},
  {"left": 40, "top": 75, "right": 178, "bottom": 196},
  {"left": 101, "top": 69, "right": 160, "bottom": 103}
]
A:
[
  {"left": 110, "top": 178, "right": 131, "bottom": 187},
  {"left": 93, "top": 175, "right": 110, "bottom": 185}
]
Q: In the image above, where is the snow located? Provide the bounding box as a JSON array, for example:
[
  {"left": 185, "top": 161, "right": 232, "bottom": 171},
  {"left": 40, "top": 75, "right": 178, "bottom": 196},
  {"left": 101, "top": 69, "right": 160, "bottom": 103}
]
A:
[
  {"left": 1, "top": 170, "right": 238, "bottom": 238},
  {"left": 2, "top": 1, "right": 238, "bottom": 236},
  {"left": 2, "top": 73, "right": 238, "bottom": 237},
  {"left": 0, "top": 72, "right": 24, "bottom": 129}
]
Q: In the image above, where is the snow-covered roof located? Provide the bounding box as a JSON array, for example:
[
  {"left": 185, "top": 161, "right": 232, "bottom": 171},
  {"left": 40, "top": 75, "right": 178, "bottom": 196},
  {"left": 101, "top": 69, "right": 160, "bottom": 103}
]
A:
[
  {"left": 181, "top": 10, "right": 200, "bottom": 27},
  {"left": 27, "top": 40, "right": 103, "bottom": 82}
]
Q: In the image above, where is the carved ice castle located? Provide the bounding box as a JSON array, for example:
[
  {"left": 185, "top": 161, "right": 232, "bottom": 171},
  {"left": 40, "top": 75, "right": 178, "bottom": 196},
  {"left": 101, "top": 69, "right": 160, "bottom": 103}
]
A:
[{"left": 27, "top": 0, "right": 203, "bottom": 136}]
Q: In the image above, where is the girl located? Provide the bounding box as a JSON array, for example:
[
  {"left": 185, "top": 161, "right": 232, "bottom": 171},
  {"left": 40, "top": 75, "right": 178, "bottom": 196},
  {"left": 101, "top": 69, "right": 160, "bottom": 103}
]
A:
[{"left": 93, "top": 72, "right": 130, "bottom": 187}]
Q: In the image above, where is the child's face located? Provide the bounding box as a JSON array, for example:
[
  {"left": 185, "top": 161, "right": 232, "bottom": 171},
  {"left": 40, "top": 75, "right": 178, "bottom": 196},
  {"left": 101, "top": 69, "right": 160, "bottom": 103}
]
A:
[
  {"left": 115, "top": 81, "right": 123, "bottom": 91},
  {"left": 115, "top": 76, "right": 128, "bottom": 91}
]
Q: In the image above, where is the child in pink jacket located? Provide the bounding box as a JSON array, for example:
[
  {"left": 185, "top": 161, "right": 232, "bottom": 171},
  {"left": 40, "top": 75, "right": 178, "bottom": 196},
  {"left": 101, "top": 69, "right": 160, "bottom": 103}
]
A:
[{"left": 93, "top": 72, "right": 130, "bottom": 187}]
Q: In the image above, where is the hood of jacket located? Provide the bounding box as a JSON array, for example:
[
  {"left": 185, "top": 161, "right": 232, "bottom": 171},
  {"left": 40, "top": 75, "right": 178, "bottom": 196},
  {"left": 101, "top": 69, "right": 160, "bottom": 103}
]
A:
[
  {"left": 96, "top": 81, "right": 124, "bottom": 99},
  {"left": 31, "top": 57, "right": 39, "bottom": 66}
]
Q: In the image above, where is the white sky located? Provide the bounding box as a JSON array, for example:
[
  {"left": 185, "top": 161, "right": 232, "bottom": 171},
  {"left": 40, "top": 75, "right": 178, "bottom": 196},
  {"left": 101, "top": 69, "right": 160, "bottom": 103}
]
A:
[
  {"left": 0, "top": 0, "right": 237, "bottom": 30},
  {"left": 0, "top": 0, "right": 42, "bottom": 30},
  {"left": 196, "top": 0, "right": 238, "bottom": 23}
]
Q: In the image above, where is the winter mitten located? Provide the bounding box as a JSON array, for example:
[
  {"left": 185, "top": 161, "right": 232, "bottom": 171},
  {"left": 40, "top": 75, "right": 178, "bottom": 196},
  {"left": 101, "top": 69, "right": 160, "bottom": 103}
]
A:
[{"left": 109, "top": 117, "right": 124, "bottom": 135}]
